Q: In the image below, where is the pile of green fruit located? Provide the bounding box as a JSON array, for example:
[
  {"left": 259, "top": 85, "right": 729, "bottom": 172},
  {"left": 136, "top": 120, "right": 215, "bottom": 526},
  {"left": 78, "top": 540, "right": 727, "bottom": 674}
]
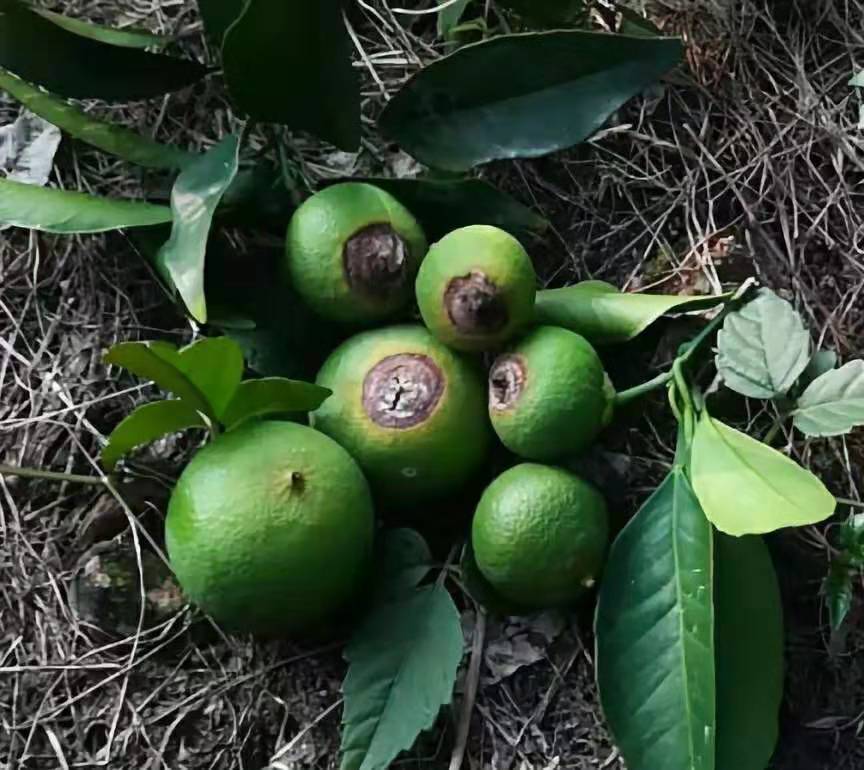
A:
[{"left": 166, "top": 183, "right": 612, "bottom": 635}]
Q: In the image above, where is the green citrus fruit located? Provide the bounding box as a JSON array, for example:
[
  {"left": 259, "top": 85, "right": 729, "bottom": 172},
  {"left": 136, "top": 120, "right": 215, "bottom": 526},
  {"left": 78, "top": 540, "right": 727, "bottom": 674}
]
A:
[
  {"left": 285, "top": 183, "right": 428, "bottom": 324},
  {"left": 312, "top": 325, "right": 491, "bottom": 503},
  {"left": 472, "top": 463, "right": 609, "bottom": 608},
  {"left": 416, "top": 225, "right": 536, "bottom": 351},
  {"left": 489, "top": 325, "right": 614, "bottom": 460},
  {"left": 165, "top": 421, "right": 375, "bottom": 636}
]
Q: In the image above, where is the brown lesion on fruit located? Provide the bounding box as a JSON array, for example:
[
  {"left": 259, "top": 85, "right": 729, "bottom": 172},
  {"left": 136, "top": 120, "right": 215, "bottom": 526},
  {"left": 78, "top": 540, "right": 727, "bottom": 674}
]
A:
[
  {"left": 363, "top": 354, "right": 444, "bottom": 429},
  {"left": 343, "top": 223, "right": 410, "bottom": 298},
  {"left": 489, "top": 354, "right": 526, "bottom": 411},
  {"left": 444, "top": 271, "right": 507, "bottom": 335}
]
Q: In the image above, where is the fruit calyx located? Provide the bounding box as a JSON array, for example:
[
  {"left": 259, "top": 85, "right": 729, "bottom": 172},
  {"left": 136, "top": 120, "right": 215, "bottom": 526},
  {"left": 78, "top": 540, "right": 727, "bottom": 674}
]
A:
[
  {"left": 362, "top": 354, "right": 444, "bottom": 429},
  {"left": 343, "top": 224, "right": 409, "bottom": 298},
  {"left": 444, "top": 271, "right": 507, "bottom": 335},
  {"left": 489, "top": 355, "right": 526, "bottom": 411}
]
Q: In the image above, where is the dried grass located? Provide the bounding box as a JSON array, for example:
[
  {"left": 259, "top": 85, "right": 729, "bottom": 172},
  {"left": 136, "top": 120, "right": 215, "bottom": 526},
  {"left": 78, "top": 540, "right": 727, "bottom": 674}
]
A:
[{"left": 1, "top": 0, "right": 863, "bottom": 768}]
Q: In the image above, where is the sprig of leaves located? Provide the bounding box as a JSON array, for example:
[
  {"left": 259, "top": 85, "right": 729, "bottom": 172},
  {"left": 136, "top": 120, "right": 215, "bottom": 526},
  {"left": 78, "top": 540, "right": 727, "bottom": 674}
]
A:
[{"left": 824, "top": 513, "right": 864, "bottom": 632}]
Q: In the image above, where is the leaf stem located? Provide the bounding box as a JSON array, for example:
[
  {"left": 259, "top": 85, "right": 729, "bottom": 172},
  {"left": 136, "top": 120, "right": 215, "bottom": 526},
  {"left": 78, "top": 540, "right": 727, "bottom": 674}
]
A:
[{"left": 0, "top": 463, "right": 108, "bottom": 487}]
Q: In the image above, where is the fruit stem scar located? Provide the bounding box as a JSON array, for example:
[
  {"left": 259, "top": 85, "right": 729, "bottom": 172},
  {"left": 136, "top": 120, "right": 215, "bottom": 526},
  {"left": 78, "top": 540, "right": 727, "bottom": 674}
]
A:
[
  {"left": 489, "top": 355, "right": 526, "bottom": 410},
  {"left": 343, "top": 223, "right": 409, "bottom": 298},
  {"left": 444, "top": 271, "right": 507, "bottom": 334},
  {"left": 362, "top": 354, "right": 444, "bottom": 429}
]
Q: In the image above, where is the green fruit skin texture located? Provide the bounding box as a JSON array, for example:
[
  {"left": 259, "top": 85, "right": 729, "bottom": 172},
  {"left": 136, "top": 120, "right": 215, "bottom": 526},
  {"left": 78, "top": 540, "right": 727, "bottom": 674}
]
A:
[
  {"left": 285, "top": 183, "right": 428, "bottom": 324},
  {"left": 472, "top": 463, "right": 609, "bottom": 609},
  {"left": 166, "top": 421, "right": 374, "bottom": 636},
  {"left": 490, "top": 325, "right": 614, "bottom": 460},
  {"left": 416, "top": 225, "right": 536, "bottom": 351},
  {"left": 312, "top": 325, "right": 491, "bottom": 503}
]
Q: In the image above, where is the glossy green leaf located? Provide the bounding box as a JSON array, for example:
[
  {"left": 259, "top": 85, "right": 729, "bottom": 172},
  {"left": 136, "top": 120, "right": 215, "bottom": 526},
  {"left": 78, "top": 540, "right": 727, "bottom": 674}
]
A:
[
  {"left": 102, "top": 399, "right": 206, "bottom": 470},
  {"left": 437, "top": 0, "right": 470, "bottom": 39},
  {"left": 104, "top": 341, "right": 214, "bottom": 418},
  {"left": 373, "top": 529, "right": 433, "bottom": 602},
  {"left": 341, "top": 585, "right": 464, "bottom": 770},
  {"left": 0, "top": 69, "right": 193, "bottom": 170},
  {"left": 175, "top": 336, "right": 245, "bottom": 420},
  {"left": 716, "top": 289, "right": 810, "bottom": 399},
  {"left": 223, "top": 0, "right": 360, "bottom": 150},
  {"left": 218, "top": 164, "right": 296, "bottom": 229},
  {"left": 354, "top": 177, "right": 547, "bottom": 242},
  {"left": 535, "top": 281, "right": 727, "bottom": 344},
  {"left": 792, "top": 360, "right": 864, "bottom": 437},
  {"left": 690, "top": 411, "right": 835, "bottom": 536},
  {"left": 714, "top": 534, "right": 783, "bottom": 770},
  {"left": 32, "top": 7, "right": 170, "bottom": 49},
  {"left": 380, "top": 31, "right": 682, "bottom": 171},
  {"left": 156, "top": 135, "right": 240, "bottom": 322},
  {"left": 222, "top": 377, "right": 331, "bottom": 429},
  {"left": 498, "top": 0, "right": 584, "bottom": 25},
  {"left": 196, "top": 0, "right": 244, "bottom": 42},
  {"left": 0, "top": 0, "right": 206, "bottom": 100},
  {"left": 596, "top": 465, "right": 715, "bottom": 770},
  {"left": 0, "top": 178, "right": 171, "bottom": 233},
  {"left": 825, "top": 562, "right": 854, "bottom": 633}
]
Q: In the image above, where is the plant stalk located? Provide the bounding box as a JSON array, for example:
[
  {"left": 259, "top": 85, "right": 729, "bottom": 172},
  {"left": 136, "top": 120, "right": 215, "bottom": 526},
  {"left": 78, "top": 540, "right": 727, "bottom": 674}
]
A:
[{"left": 0, "top": 463, "right": 107, "bottom": 487}]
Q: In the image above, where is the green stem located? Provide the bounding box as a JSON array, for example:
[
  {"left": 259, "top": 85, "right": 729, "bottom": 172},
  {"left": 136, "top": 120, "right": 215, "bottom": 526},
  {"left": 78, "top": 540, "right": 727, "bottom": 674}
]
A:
[
  {"left": 614, "top": 370, "right": 674, "bottom": 407},
  {"left": 0, "top": 463, "right": 107, "bottom": 487},
  {"left": 762, "top": 415, "right": 787, "bottom": 445}
]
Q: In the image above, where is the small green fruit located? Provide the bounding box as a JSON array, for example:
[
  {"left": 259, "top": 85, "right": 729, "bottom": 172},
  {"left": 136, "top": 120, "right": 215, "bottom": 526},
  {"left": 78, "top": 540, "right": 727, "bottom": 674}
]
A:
[
  {"left": 489, "top": 326, "right": 614, "bottom": 460},
  {"left": 472, "top": 463, "right": 609, "bottom": 609},
  {"left": 312, "top": 325, "right": 491, "bottom": 503},
  {"left": 166, "top": 422, "right": 374, "bottom": 636},
  {"left": 285, "top": 183, "right": 428, "bottom": 324},
  {"left": 416, "top": 225, "right": 536, "bottom": 351}
]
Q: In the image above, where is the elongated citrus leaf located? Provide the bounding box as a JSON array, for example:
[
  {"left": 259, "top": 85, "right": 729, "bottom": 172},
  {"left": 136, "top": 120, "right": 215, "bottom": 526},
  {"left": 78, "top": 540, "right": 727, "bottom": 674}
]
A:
[
  {"left": 380, "top": 31, "right": 682, "bottom": 171},
  {"left": 102, "top": 399, "right": 206, "bottom": 470},
  {"left": 218, "top": 164, "right": 296, "bottom": 229},
  {"left": 0, "top": 0, "right": 206, "bottom": 100},
  {"left": 372, "top": 529, "right": 433, "bottom": 602},
  {"left": 196, "top": 0, "right": 244, "bottom": 43},
  {"left": 104, "top": 341, "right": 214, "bottom": 419},
  {"left": 341, "top": 585, "right": 464, "bottom": 770},
  {"left": 498, "top": 0, "right": 585, "bottom": 25},
  {"left": 535, "top": 281, "right": 727, "bottom": 344},
  {"left": 0, "top": 70, "right": 193, "bottom": 170},
  {"left": 792, "top": 360, "right": 864, "bottom": 437},
  {"left": 222, "top": 377, "right": 331, "bottom": 429},
  {"left": 0, "top": 177, "right": 171, "bottom": 233},
  {"left": 156, "top": 135, "right": 240, "bottom": 323},
  {"left": 353, "top": 177, "right": 547, "bottom": 242},
  {"left": 690, "top": 411, "right": 835, "bottom": 536},
  {"left": 32, "top": 7, "right": 170, "bottom": 49},
  {"left": 714, "top": 534, "right": 783, "bottom": 770},
  {"left": 596, "top": 465, "right": 715, "bottom": 770},
  {"left": 825, "top": 561, "right": 854, "bottom": 633},
  {"left": 175, "top": 337, "right": 244, "bottom": 420},
  {"left": 716, "top": 289, "right": 810, "bottom": 399},
  {"left": 223, "top": 0, "right": 360, "bottom": 150},
  {"left": 437, "top": 0, "right": 470, "bottom": 39}
]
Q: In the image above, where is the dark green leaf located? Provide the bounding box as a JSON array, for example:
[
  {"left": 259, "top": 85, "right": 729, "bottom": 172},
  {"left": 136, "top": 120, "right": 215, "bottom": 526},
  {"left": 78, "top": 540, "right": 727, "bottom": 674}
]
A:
[
  {"left": 0, "top": 178, "right": 171, "bottom": 233},
  {"left": 793, "top": 360, "right": 864, "bottom": 437},
  {"left": 32, "top": 7, "right": 170, "bottom": 49},
  {"left": 438, "top": 0, "right": 470, "bottom": 39},
  {"left": 102, "top": 399, "right": 207, "bottom": 470},
  {"left": 596, "top": 464, "right": 715, "bottom": 770},
  {"left": 825, "top": 561, "right": 854, "bottom": 633},
  {"left": 104, "top": 341, "right": 214, "bottom": 418},
  {"left": 715, "top": 534, "right": 783, "bottom": 770},
  {"left": 0, "top": 0, "right": 206, "bottom": 100},
  {"left": 156, "top": 135, "right": 241, "bottom": 322},
  {"left": 380, "top": 31, "right": 682, "bottom": 171},
  {"left": 222, "top": 0, "right": 360, "bottom": 150},
  {"left": 175, "top": 337, "right": 245, "bottom": 420},
  {"left": 801, "top": 349, "right": 838, "bottom": 387},
  {"left": 218, "top": 164, "right": 296, "bottom": 228},
  {"left": 222, "top": 377, "right": 331, "bottom": 429},
  {"left": 690, "top": 410, "right": 835, "bottom": 536},
  {"left": 341, "top": 586, "right": 464, "bottom": 770},
  {"left": 196, "top": 0, "right": 244, "bottom": 43},
  {"left": 837, "top": 512, "right": 864, "bottom": 562},
  {"left": 534, "top": 281, "right": 726, "bottom": 344},
  {"left": 716, "top": 288, "right": 811, "bottom": 399},
  {"left": 618, "top": 7, "right": 663, "bottom": 37},
  {"left": 498, "top": 0, "right": 584, "bottom": 25},
  {"left": 353, "top": 177, "right": 547, "bottom": 242},
  {"left": 0, "top": 69, "right": 193, "bottom": 170},
  {"left": 372, "top": 529, "right": 433, "bottom": 602}
]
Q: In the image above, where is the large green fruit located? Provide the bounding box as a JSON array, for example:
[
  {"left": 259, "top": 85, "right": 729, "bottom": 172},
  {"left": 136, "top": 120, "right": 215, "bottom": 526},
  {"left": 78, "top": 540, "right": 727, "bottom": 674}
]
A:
[
  {"left": 489, "top": 325, "right": 614, "bottom": 460},
  {"left": 285, "top": 183, "right": 428, "bottom": 324},
  {"left": 312, "top": 325, "right": 491, "bottom": 503},
  {"left": 416, "top": 225, "right": 536, "bottom": 351},
  {"left": 472, "top": 463, "right": 609, "bottom": 609},
  {"left": 165, "top": 421, "right": 374, "bottom": 636}
]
